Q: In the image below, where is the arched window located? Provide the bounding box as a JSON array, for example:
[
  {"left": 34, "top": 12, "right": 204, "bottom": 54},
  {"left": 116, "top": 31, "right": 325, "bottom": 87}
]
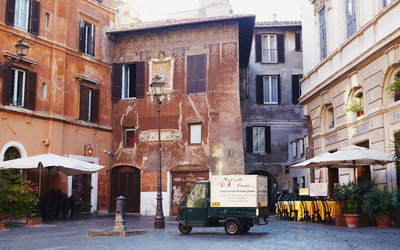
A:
[
  {"left": 346, "top": 90, "right": 364, "bottom": 117},
  {"left": 387, "top": 71, "right": 400, "bottom": 102},
  {"left": 327, "top": 106, "right": 334, "bottom": 129},
  {"left": 3, "top": 147, "right": 21, "bottom": 161}
]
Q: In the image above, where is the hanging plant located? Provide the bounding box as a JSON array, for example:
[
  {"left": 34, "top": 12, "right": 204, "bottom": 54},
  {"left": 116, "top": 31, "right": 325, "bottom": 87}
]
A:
[{"left": 386, "top": 77, "right": 400, "bottom": 97}]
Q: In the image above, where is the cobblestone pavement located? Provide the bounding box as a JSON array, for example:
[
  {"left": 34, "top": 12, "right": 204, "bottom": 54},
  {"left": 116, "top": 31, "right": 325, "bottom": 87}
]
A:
[{"left": 1, "top": 215, "right": 400, "bottom": 250}]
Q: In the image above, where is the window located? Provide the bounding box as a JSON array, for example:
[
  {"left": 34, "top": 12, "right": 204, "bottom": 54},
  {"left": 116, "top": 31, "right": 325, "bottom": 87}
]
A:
[
  {"left": 5, "top": 0, "right": 41, "bottom": 35},
  {"left": 384, "top": 0, "right": 394, "bottom": 7},
  {"left": 327, "top": 106, "right": 334, "bottom": 128},
  {"left": 301, "top": 176, "right": 305, "bottom": 188},
  {"left": 393, "top": 72, "right": 400, "bottom": 102},
  {"left": 292, "top": 141, "right": 298, "bottom": 158},
  {"left": 189, "top": 123, "right": 202, "bottom": 145},
  {"left": 79, "top": 85, "right": 99, "bottom": 122},
  {"left": 346, "top": 0, "right": 356, "bottom": 38},
  {"left": 79, "top": 19, "right": 95, "bottom": 56},
  {"left": 292, "top": 74, "right": 302, "bottom": 104},
  {"left": 45, "top": 13, "right": 49, "bottom": 27},
  {"left": 246, "top": 126, "right": 271, "bottom": 154},
  {"left": 295, "top": 32, "right": 302, "bottom": 51},
  {"left": 41, "top": 83, "right": 46, "bottom": 99},
  {"left": 187, "top": 54, "right": 207, "bottom": 94},
  {"left": 2, "top": 67, "right": 37, "bottom": 110},
  {"left": 186, "top": 183, "right": 206, "bottom": 208},
  {"left": 256, "top": 75, "right": 280, "bottom": 104},
  {"left": 255, "top": 34, "right": 285, "bottom": 63},
  {"left": 112, "top": 62, "right": 145, "bottom": 100},
  {"left": 124, "top": 128, "right": 135, "bottom": 147},
  {"left": 319, "top": 7, "right": 327, "bottom": 60}
]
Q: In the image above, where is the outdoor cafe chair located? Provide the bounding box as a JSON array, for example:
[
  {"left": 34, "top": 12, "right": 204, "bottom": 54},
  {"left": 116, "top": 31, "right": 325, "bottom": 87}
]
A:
[
  {"left": 322, "top": 200, "right": 333, "bottom": 225},
  {"left": 300, "top": 200, "right": 311, "bottom": 222},
  {"left": 311, "top": 199, "right": 322, "bottom": 223},
  {"left": 288, "top": 201, "right": 298, "bottom": 221}
]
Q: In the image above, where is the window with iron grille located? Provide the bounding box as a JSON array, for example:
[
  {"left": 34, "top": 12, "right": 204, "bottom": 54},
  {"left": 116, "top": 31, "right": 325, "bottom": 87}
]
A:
[{"left": 255, "top": 34, "right": 285, "bottom": 63}]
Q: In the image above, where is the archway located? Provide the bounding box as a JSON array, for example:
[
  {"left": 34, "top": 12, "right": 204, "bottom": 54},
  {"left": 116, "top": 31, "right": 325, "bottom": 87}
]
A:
[
  {"left": 110, "top": 166, "right": 141, "bottom": 213},
  {"left": 248, "top": 170, "right": 278, "bottom": 213}
]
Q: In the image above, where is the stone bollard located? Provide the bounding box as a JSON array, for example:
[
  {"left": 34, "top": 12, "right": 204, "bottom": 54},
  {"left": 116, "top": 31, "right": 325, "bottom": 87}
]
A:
[{"left": 114, "top": 196, "right": 127, "bottom": 232}]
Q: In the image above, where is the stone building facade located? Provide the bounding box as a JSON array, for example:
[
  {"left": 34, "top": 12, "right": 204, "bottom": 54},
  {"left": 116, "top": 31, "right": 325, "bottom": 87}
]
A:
[
  {"left": 0, "top": 0, "right": 115, "bottom": 212},
  {"left": 301, "top": 0, "right": 400, "bottom": 191},
  {"left": 241, "top": 21, "right": 307, "bottom": 201},
  {"left": 107, "top": 15, "right": 254, "bottom": 215}
]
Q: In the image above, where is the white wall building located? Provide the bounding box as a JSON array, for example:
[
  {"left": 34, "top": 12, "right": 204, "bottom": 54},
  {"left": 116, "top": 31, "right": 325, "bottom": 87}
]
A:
[{"left": 300, "top": 0, "right": 400, "bottom": 193}]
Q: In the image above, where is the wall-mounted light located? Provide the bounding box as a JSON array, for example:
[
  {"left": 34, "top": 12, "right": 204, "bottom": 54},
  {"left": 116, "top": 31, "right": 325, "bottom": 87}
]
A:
[
  {"left": 84, "top": 144, "right": 93, "bottom": 156},
  {"left": 0, "top": 39, "right": 30, "bottom": 69}
]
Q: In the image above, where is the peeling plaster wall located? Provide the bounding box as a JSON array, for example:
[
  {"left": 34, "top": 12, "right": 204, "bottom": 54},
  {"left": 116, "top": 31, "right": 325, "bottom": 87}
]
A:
[{"left": 112, "top": 21, "right": 246, "bottom": 214}]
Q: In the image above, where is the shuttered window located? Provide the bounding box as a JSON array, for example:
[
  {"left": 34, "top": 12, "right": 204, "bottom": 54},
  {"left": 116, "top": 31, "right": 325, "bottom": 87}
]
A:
[
  {"left": 79, "top": 85, "right": 99, "bottom": 122},
  {"left": 5, "top": 0, "right": 40, "bottom": 35},
  {"left": 295, "top": 32, "right": 302, "bottom": 51},
  {"left": 111, "top": 62, "right": 145, "bottom": 100},
  {"left": 79, "top": 19, "right": 95, "bottom": 56},
  {"left": 256, "top": 75, "right": 280, "bottom": 104},
  {"left": 255, "top": 34, "right": 284, "bottom": 63},
  {"left": 246, "top": 126, "right": 271, "bottom": 154},
  {"left": 2, "top": 67, "right": 36, "bottom": 110},
  {"left": 187, "top": 54, "right": 207, "bottom": 94}
]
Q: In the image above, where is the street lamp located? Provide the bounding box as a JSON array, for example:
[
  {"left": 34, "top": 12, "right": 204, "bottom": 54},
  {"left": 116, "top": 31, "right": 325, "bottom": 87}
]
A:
[
  {"left": 0, "top": 39, "right": 30, "bottom": 69},
  {"left": 150, "top": 75, "right": 166, "bottom": 229}
]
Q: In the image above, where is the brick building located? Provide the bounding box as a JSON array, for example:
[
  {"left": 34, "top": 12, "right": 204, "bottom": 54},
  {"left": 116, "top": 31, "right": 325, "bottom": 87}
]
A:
[
  {"left": 0, "top": 0, "right": 115, "bottom": 212},
  {"left": 107, "top": 14, "right": 255, "bottom": 215}
]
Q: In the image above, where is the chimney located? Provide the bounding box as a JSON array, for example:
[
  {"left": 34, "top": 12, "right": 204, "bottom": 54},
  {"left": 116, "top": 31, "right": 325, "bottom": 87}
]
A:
[{"left": 273, "top": 13, "right": 277, "bottom": 23}]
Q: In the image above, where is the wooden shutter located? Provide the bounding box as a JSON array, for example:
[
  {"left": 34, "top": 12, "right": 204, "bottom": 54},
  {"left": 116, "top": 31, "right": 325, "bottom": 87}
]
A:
[
  {"left": 79, "top": 85, "right": 89, "bottom": 121},
  {"left": 256, "top": 75, "right": 264, "bottom": 104},
  {"left": 292, "top": 75, "right": 300, "bottom": 104},
  {"left": 255, "top": 34, "right": 262, "bottom": 62},
  {"left": 91, "top": 88, "right": 99, "bottom": 122},
  {"left": 5, "top": 0, "right": 16, "bottom": 26},
  {"left": 265, "top": 126, "right": 271, "bottom": 153},
  {"left": 187, "top": 55, "right": 196, "bottom": 94},
  {"left": 277, "top": 34, "right": 285, "bottom": 63},
  {"left": 79, "top": 20, "right": 86, "bottom": 53},
  {"left": 295, "top": 33, "right": 301, "bottom": 51},
  {"left": 2, "top": 67, "right": 12, "bottom": 105},
  {"left": 277, "top": 75, "right": 281, "bottom": 104},
  {"left": 91, "top": 24, "right": 95, "bottom": 56},
  {"left": 30, "top": 0, "right": 40, "bottom": 35},
  {"left": 246, "top": 127, "right": 253, "bottom": 153},
  {"left": 135, "top": 62, "right": 145, "bottom": 98},
  {"left": 196, "top": 54, "right": 207, "bottom": 93},
  {"left": 111, "top": 63, "right": 122, "bottom": 100},
  {"left": 25, "top": 71, "right": 37, "bottom": 110}
]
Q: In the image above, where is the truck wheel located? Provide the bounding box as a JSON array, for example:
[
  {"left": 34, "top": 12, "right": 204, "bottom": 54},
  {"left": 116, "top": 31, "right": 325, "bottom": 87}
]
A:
[
  {"left": 178, "top": 224, "right": 192, "bottom": 234},
  {"left": 225, "top": 220, "right": 240, "bottom": 235}
]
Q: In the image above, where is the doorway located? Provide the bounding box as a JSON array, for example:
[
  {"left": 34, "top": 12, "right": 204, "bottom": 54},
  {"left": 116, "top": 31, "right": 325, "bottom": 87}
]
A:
[
  {"left": 72, "top": 174, "right": 92, "bottom": 213},
  {"left": 110, "top": 166, "right": 141, "bottom": 213}
]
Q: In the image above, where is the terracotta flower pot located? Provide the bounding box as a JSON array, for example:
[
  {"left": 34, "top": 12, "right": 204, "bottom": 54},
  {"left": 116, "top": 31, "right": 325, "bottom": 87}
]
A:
[
  {"left": 344, "top": 214, "right": 361, "bottom": 228},
  {"left": 375, "top": 213, "right": 391, "bottom": 228},
  {"left": 26, "top": 217, "right": 43, "bottom": 226},
  {"left": 335, "top": 214, "right": 346, "bottom": 227}
]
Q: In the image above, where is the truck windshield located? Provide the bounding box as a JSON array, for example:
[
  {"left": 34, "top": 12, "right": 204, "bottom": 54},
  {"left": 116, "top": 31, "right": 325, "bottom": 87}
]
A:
[{"left": 186, "top": 183, "right": 206, "bottom": 208}]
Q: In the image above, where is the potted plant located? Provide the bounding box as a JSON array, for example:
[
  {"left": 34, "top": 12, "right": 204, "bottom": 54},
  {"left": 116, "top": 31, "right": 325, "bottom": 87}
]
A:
[
  {"left": 363, "top": 186, "right": 400, "bottom": 228},
  {"left": 333, "top": 183, "right": 348, "bottom": 227},
  {"left": 343, "top": 183, "right": 363, "bottom": 228},
  {"left": 345, "top": 96, "right": 364, "bottom": 116},
  {"left": 386, "top": 76, "right": 400, "bottom": 101}
]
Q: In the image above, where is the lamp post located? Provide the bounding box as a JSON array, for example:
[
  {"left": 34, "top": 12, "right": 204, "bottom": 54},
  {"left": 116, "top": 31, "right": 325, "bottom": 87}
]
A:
[{"left": 150, "top": 75, "right": 166, "bottom": 229}]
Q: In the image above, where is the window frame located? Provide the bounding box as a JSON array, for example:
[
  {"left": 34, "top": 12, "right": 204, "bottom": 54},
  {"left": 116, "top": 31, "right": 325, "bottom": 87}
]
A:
[
  {"left": 11, "top": 68, "right": 26, "bottom": 107},
  {"left": 261, "top": 34, "right": 278, "bottom": 63},
  {"left": 252, "top": 126, "right": 265, "bottom": 154},
  {"left": 319, "top": 7, "right": 327, "bottom": 60},
  {"left": 14, "top": 0, "right": 30, "bottom": 31},
  {"left": 79, "top": 84, "right": 99, "bottom": 123},
  {"left": 124, "top": 128, "right": 135, "bottom": 148},
  {"left": 188, "top": 123, "right": 202, "bottom": 145},
  {"left": 79, "top": 19, "right": 95, "bottom": 56},
  {"left": 346, "top": 0, "right": 357, "bottom": 38},
  {"left": 263, "top": 76, "right": 279, "bottom": 104}
]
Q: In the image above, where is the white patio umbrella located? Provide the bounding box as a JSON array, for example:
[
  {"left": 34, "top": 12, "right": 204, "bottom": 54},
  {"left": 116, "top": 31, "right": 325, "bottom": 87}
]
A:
[
  {"left": 0, "top": 153, "right": 104, "bottom": 195},
  {"left": 291, "top": 152, "right": 335, "bottom": 169}
]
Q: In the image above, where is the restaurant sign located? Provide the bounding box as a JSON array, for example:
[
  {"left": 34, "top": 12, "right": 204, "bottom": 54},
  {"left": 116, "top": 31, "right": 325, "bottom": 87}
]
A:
[{"left": 309, "top": 183, "right": 328, "bottom": 197}]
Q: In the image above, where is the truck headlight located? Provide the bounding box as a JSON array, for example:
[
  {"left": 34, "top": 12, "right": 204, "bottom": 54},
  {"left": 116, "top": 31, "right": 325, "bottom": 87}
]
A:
[{"left": 256, "top": 208, "right": 259, "bottom": 216}]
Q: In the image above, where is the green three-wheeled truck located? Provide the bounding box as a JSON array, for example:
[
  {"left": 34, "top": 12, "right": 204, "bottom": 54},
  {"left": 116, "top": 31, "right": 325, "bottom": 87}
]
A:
[{"left": 177, "top": 175, "right": 269, "bottom": 235}]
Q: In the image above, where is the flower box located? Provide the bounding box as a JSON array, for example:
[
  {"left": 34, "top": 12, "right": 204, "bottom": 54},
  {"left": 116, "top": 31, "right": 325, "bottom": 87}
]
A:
[{"left": 26, "top": 217, "right": 43, "bottom": 226}]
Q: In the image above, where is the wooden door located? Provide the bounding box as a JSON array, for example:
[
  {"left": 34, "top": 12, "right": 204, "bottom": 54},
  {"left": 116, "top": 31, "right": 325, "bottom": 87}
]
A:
[
  {"left": 111, "top": 166, "right": 140, "bottom": 213},
  {"left": 72, "top": 174, "right": 92, "bottom": 213},
  {"left": 171, "top": 171, "right": 209, "bottom": 216}
]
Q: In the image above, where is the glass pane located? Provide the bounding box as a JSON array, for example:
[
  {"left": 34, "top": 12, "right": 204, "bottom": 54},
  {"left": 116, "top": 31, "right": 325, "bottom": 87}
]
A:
[
  {"left": 186, "top": 184, "right": 206, "bottom": 208},
  {"left": 271, "top": 77, "right": 278, "bottom": 103},
  {"left": 123, "top": 66, "right": 129, "bottom": 98},
  {"left": 17, "top": 71, "right": 24, "bottom": 106},
  {"left": 263, "top": 77, "right": 270, "bottom": 103},
  {"left": 190, "top": 124, "right": 202, "bottom": 144},
  {"left": 253, "top": 127, "right": 259, "bottom": 152},
  {"left": 270, "top": 35, "right": 277, "bottom": 62},
  {"left": 259, "top": 127, "right": 265, "bottom": 152},
  {"left": 262, "top": 36, "right": 269, "bottom": 62},
  {"left": 11, "top": 70, "right": 16, "bottom": 104}
]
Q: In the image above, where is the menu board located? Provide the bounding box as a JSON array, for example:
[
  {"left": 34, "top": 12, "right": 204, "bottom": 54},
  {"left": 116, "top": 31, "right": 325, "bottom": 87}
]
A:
[{"left": 309, "top": 183, "right": 328, "bottom": 197}]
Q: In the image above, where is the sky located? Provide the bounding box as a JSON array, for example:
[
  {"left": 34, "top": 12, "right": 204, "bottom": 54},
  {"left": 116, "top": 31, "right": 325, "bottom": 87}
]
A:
[{"left": 123, "top": 0, "right": 306, "bottom": 22}]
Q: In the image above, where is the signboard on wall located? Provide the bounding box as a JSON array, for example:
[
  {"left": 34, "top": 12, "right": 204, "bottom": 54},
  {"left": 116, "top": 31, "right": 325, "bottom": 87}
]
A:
[{"left": 309, "top": 183, "right": 328, "bottom": 197}]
